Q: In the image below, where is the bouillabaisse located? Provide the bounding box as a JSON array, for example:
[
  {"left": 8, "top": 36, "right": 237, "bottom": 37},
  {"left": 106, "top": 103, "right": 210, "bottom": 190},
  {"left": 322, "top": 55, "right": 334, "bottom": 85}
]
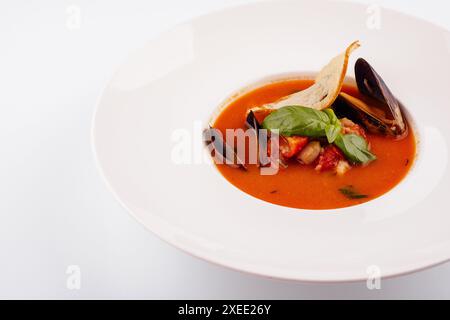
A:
[
  {"left": 205, "top": 42, "right": 416, "bottom": 210},
  {"left": 212, "top": 80, "right": 415, "bottom": 210}
]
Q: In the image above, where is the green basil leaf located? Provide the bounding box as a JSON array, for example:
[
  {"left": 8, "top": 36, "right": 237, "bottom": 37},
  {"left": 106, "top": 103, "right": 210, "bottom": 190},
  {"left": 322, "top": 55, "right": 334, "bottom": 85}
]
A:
[
  {"left": 323, "top": 108, "right": 341, "bottom": 143},
  {"left": 325, "top": 124, "right": 341, "bottom": 143},
  {"left": 339, "top": 185, "right": 368, "bottom": 199},
  {"left": 262, "top": 106, "right": 330, "bottom": 137},
  {"left": 324, "top": 108, "right": 339, "bottom": 126},
  {"left": 334, "top": 134, "right": 377, "bottom": 164}
]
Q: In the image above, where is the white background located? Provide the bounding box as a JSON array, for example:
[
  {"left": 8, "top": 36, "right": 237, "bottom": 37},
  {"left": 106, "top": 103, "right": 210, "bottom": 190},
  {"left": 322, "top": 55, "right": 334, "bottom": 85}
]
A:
[{"left": 1, "top": 0, "right": 450, "bottom": 299}]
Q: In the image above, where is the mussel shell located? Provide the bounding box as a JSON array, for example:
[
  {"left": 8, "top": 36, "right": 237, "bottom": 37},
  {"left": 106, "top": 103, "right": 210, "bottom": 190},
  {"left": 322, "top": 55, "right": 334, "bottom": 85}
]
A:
[
  {"left": 334, "top": 92, "right": 405, "bottom": 137},
  {"left": 245, "top": 111, "right": 274, "bottom": 167},
  {"left": 352, "top": 58, "right": 407, "bottom": 137},
  {"left": 203, "top": 127, "right": 246, "bottom": 169},
  {"left": 245, "top": 110, "right": 262, "bottom": 131}
]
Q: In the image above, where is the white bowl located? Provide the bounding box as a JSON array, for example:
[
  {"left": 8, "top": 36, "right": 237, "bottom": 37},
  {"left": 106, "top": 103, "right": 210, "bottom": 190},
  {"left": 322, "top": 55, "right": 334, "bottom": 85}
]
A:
[{"left": 92, "top": 0, "right": 450, "bottom": 281}]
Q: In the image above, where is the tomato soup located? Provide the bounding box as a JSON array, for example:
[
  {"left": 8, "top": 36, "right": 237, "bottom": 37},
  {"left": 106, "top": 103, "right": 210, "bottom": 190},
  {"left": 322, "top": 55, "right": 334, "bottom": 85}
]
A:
[{"left": 212, "top": 79, "right": 416, "bottom": 210}]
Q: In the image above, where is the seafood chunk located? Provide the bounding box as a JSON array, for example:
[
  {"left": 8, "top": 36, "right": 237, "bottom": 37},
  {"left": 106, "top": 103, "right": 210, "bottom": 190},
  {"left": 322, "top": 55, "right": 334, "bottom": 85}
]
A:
[
  {"left": 334, "top": 58, "right": 407, "bottom": 137},
  {"left": 336, "top": 160, "right": 351, "bottom": 176},
  {"left": 279, "top": 136, "right": 309, "bottom": 159},
  {"left": 297, "top": 141, "right": 321, "bottom": 165},
  {"left": 340, "top": 117, "right": 367, "bottom": 138}
]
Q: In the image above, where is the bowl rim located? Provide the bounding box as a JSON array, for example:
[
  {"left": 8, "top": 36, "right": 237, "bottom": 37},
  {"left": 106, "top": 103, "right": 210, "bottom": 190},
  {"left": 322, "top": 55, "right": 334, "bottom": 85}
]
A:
[{"left": 91, "top": 0, "right": 449, "bottom": 283}]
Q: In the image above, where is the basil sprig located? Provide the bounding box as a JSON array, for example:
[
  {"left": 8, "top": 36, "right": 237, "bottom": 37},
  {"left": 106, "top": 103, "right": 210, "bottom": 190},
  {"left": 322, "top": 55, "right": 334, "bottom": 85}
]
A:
[
  {"left": 339, "top": 185, "right": 368, "bottom": 199},
  {"left": 323, "top": 109, "right": 341, "bottom": 144},
  {"left": 334, "top": 133, "right": 376, "bottom": 164},
  {"left": 262, "top": 106, "right": 341, "bottom": 143},
  {"left": 262, "top": 105, "right": 376, "bottom": 164}
]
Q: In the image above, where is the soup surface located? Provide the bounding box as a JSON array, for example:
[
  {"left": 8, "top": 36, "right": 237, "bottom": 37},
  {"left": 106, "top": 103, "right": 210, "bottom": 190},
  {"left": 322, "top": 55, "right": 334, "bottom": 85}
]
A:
[{"left": 213, "top": 79, "right": 416, "bottom": 210}]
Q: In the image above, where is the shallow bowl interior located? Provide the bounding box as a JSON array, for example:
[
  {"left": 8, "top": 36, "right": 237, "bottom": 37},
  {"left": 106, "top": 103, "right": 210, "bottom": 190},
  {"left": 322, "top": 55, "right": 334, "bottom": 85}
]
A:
[{"left": 92, "top": 0, "right": 450, "bottom": 281}]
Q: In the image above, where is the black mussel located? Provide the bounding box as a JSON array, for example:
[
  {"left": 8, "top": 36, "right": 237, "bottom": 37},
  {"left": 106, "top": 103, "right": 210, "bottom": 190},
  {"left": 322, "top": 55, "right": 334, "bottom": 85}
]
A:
[
  {"left": 334, "top": 93, "right": 405, "bottom": 137},
  {"left": 245, "top": 111, "right": 288, "bottom": 168},
  {"left": 203, "top": 127, "right": 246, "bottom": 170},
  {"left": 245, "top": 110, "right": 262, "bottom": 131},
  {"left": 333, "top": 58, "right": 407, "bottom": 137},
  {"left": 245, "top": 111, "right": 271, "bottom": 167}
]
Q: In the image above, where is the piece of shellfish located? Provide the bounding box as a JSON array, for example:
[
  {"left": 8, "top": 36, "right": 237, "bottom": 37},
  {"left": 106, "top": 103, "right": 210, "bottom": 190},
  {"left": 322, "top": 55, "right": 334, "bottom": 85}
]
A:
[{"left": 334, "top": 58, "right": 407, "bottom": 137}]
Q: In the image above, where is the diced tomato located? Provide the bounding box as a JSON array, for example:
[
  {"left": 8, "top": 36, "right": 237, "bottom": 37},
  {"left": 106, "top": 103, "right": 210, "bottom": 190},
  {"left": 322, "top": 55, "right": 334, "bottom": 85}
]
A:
[
  {"left": 315, "top": 145, "right": 344, "bottom": 171},
  {"left": 279, "top": 136, "right": 309, "bottom": 159}
]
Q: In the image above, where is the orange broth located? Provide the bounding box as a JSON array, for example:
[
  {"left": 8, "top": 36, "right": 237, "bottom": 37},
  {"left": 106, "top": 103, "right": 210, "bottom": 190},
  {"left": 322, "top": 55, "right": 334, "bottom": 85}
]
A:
[{"left": 213, "top": 79, "right": 416, "bottom": 210}]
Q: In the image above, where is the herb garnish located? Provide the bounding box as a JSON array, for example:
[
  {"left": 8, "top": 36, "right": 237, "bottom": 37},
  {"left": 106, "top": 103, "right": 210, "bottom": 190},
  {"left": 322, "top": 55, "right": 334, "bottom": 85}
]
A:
[
  {"left": 334, "top": 133, "right": 377, "bottom": 164},
  {"left": 262, "top": 106, "right": 376, "bottom": 164},
  {"left": 262, "top": 106, "right": 341, "bottom": 143},
  {"left": 339, "top": 185, "right": 368, "bottom": 199}
]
